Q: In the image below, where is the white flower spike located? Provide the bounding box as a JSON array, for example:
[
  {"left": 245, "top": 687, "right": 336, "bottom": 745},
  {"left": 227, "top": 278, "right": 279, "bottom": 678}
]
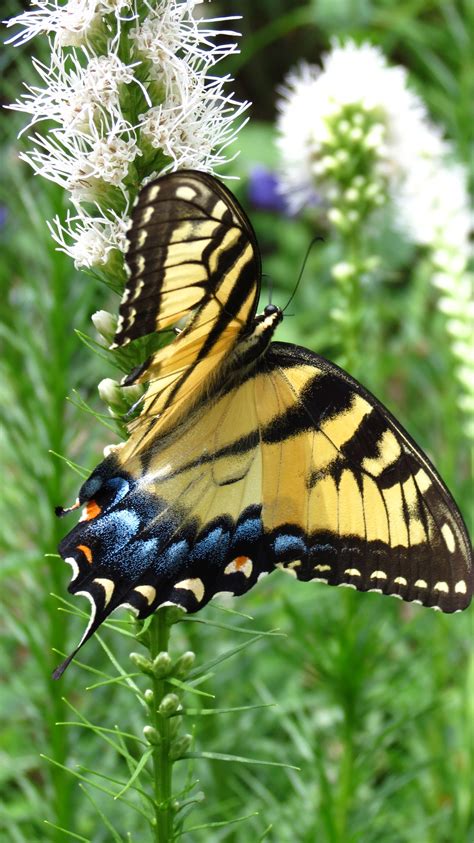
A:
[
  {"left": 7, "top": 0, "right": 248, "bottom": 268},
  {"left": 277, "top": 39, "right": 473, "bottom": 437}
]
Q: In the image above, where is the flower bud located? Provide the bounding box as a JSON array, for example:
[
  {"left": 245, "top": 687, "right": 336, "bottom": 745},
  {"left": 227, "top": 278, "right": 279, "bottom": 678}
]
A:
[
  {"left": 153, "top": 651, "right": 173, "bottom": 678},
  {"left": 159, "top": 693, "right": 180, "bottom": 716},
  {"left": 143, "top": 726, "right": 161, "bottom": 745},
  {"left": 173, "top": 651, "right": 196, "bottom": 679},
  {"left": 320, "top": 155, "right": 337, "bottom": 173},
  {"left": 98, "top": 377, "right": 125, "bottom": 414},
  {"left": 334, "top": 149, "right": 349, "bottom": 166},
  {"left": 332, "top": 261, "right": 355, "bottom": 282},
  {"left": 91, "top": 309, "right": 117, "bottom": 344},
  {"left": 144, "top": 689, "right": 155, "bottom": 705},
  {"left": 349, "top": 126, "right": 363, "bottom": 142},
  {"left": 169, "top": 734, "right": 192, "bottom": 760},
  {"left": 328, "top": 208, "right": 344, "bottom": 228},
  {"left": 344, "top": 187, "right": 359, "bottom": 204},
  {"left": 130, "top": 652, "right": 154, "bottom": 675}
]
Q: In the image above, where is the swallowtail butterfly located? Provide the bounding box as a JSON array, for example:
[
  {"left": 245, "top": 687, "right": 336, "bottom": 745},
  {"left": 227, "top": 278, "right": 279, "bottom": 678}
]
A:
[{"left": 54, "top": 170, "right": 473, "bottom": 677}]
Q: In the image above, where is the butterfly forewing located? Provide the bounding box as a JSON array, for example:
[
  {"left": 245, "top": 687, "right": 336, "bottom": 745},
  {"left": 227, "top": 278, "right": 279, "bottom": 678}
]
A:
[{"left": 113, "top": 171, "right": 261, "bottom": 445}]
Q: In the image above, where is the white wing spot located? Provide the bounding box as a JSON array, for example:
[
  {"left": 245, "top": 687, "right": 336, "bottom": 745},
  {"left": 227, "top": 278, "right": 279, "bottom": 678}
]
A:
[
  {"left": 370, "top": 570, "right": 387, "bottom": 580},
  {"left": 93, "top": 578, "right": 115, "bottom": 607},
  {"left": 137, "top": 230, "right": 148, "bottom": 248},
  {"left": 454, "top": 580, "right": 467, "bottom": 594},
  {"left": 132, "top": 278, "right": 144, "bottom": 300},
  {"left": 414, "top": 469, "right": 432, "bottom": 493},
  {"left": 176, "top": 186, "right": 197, "bottom": 201},
  {"left": 394, "top": 576, "right": 408, "bottom": 586},
  {"left": 344, "top": 568, "right": 361, "bottom": 577},
  {"left": 134, "top": 585, "right": 157, "bottom": 605},
  {"left": 414, "top": 579, "right": 428, "bottom": 589},
  {"left": 175, "top": 578, "right": 205, "bottom": 602},
  {"left": 147, "top": 185, "right": 160, "bottom": 201},
  {"left": 368, "top": 588, "right": 383, "bottom": 593},
  {"left": 313, "top": 577, "right": 329, "bottom": 583},
  {"left": 65, "top": 557, "right": 79, "bottom": 581},
  {"left": 338, "top": 583, "right": 357, "bottom": 590},
  {"left": 141, "top": 206, "right": 155, "bottom": 224},
  {"left": 441, "top": 523, "right": 456, "bottom": 553},
  {"left": 314, "top": 564, "right": 332, "bottom": 572},
  {"left": 434, "top": 581, "right": 449, "bottom": 593}
]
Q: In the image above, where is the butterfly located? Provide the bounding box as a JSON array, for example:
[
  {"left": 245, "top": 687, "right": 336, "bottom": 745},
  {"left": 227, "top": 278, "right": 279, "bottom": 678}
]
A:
[{"left": 54, "top": 170, "right": 473, "bottom": 678}]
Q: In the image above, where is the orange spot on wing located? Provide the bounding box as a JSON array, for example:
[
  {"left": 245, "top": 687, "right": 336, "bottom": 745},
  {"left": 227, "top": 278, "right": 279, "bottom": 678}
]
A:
[
  {"left": 234, "top": 556, "right": 250, "bottom": 570},
  {"left": 84, "top": 500, "right": 102, "bottom": 520},
  {"left": 77, "top": 544, "right": 93, "bottom": 564}
]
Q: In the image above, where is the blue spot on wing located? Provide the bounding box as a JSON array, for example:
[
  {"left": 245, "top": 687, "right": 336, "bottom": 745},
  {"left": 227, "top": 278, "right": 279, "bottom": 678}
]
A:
[
  {"left": 94, "top": 510, "right": 140, "bottom": 551},
  {"left": 190, "top": 526, "right": 230, "bottom": 566},
  {"left": 273, "top": 534, "right": 307, "bottom": 558},
  {"left": 114, "top": 537, "right": 159, "bottom": 577},
  {"left": 232, "top": 518, "right": 263, "bottom": 545},
  {"left": 157, "top": 539, "right": 190, "bottom": 574}
]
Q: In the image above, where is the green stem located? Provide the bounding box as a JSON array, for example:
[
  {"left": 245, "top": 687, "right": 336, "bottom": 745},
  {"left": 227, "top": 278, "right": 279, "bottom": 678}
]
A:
[
  {"left": 340, "top": 229, "right": 364, "bottom": 377},
  {"left": 336, "top": 716, "right": 355, "bottom": 842},
  {"left": 149, "top": 611, "right": 174, "bottom": 842}
]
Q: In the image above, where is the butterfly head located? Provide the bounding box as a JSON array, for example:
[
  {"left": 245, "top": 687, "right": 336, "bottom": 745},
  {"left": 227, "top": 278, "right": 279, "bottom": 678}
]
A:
[{"left": 254, "top": 303, "right": 283, "bottom": 332}]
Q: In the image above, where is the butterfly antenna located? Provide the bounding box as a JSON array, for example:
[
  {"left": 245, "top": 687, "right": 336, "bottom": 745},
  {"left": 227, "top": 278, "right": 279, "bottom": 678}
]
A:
[
  {"left": 261, "top": 273, "right": 274, "bottom": 305},
  {"left": 282, "top": 235, "right": 324, "bottom": 313}
]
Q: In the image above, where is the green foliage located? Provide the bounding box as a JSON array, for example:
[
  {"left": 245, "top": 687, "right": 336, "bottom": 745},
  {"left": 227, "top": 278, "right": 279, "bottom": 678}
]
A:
[{"left": 1, "top": 1, "right": 472, "bottom": 841}]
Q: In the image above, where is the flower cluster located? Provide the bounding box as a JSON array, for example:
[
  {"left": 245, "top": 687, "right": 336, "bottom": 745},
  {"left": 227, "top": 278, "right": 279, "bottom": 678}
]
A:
[
  {"left": 276, "top": 40, "right": 473, "bottom": 434},
  {"left": 7, "top": 0, "right": 248, "bottom": 269},
  {"left": 276, "top": 42, "right": 446, "bottom": 225}
]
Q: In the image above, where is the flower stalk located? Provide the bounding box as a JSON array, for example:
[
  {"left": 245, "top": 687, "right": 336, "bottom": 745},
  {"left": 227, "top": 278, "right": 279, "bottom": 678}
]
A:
[
  {"left": 276, "top": 40, "right": 472, "bottom": 419},
  {"left": 130, "top": 607, "right": 195, "bottom": 842}
]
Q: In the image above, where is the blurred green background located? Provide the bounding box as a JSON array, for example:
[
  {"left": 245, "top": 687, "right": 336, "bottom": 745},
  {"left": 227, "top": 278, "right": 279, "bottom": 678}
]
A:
[{"left": 1, "top": 1, "right": 472, "bottom": 841}]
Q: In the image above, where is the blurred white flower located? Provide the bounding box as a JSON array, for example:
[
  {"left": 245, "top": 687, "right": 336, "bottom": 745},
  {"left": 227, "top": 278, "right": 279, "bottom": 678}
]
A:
[
  {"left": 399, "top": 160, "right": 471, "bottom": 255},
  {"left": 7, "top": 0, "right": 248, "bottom": 268},
  {"left": 276, "top": 41, "right": 445, "bottom": 217},
  {"left": 277, "top": 39, "right": 473, "bottom": 436}
]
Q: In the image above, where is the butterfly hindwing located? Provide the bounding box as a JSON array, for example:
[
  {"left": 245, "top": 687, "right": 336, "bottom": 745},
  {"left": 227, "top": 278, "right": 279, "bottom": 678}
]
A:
[
  {"left": 257, "top": 343, "right": 472, "bottom": 612},
  {"left": 57, "top": 337, "right": 472, "bottom": 675}
]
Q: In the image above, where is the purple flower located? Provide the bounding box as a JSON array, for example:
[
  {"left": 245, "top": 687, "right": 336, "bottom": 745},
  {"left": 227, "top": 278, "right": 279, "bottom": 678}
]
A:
[{"left": 247, "top": 166, "right": 288, "bottom": 213}]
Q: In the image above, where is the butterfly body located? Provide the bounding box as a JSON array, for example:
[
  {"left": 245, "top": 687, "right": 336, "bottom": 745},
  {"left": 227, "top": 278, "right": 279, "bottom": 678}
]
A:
[{"left": 55, "top": 170, "right": 472, "bottom": 678}]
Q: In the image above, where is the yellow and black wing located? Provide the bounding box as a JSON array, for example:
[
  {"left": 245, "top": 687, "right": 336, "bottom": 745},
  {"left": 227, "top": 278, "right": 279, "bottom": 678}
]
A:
[
  {"left": 55, "top": 337, "right": 472, "bottom": 676},
  {"left": 113, "top": 170, "right": 261, "bottom": 446}
]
